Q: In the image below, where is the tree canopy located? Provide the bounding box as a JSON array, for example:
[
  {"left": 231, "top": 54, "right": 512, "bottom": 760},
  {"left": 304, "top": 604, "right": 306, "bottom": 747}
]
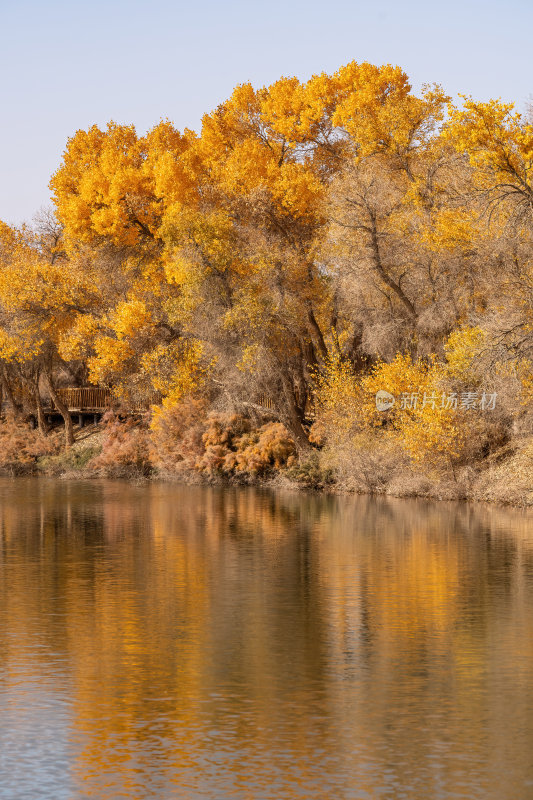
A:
[{"left": 0, "top": 61, "right": 531, "bottom": 471}]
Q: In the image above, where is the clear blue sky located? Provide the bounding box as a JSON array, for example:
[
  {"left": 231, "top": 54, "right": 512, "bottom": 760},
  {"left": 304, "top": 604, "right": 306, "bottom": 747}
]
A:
[{"left": 1, "top": 0, "right": 531, "bottom": 225}]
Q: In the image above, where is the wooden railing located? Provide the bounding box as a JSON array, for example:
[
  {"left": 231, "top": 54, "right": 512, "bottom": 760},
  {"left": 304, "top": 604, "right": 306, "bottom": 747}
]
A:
[
  {"left": 48, "top": 388, "right": 309, "bottom": 416},
  {"left": 50, "top": 387, "right": 160, "bottom": 413},
  {"left": 257, "top": 394, "right": 276, "bottom": 410},
  {"left": 257, "top": 393, "right": 315, "bottom": 417},
  {"left": 55, "top": 387, "right": 113, "bottom": 411}
]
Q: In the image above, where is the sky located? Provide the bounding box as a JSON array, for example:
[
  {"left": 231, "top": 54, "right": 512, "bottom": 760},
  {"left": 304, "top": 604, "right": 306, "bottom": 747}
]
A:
[{"left": 1, "top": 0, "right": 532, "bottom": 225}]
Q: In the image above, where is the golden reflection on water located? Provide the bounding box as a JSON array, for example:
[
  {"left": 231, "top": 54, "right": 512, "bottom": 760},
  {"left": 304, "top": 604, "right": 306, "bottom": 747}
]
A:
[{"left": 1, "top": 479, "right": 533, "bottom": 799}]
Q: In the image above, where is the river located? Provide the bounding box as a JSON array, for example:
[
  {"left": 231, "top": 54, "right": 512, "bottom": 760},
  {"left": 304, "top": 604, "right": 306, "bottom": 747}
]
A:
[{"left": 0, "top": 478, "right": 532, "bottom": 799}]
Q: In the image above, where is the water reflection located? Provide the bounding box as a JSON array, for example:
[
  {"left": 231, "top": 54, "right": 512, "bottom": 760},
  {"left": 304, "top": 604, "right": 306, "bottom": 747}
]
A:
[{"left": 0, "top": 479, "right": 532, "bottom": 798}]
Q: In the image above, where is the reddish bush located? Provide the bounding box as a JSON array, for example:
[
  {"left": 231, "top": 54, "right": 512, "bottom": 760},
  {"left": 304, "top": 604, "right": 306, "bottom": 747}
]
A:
[
  {"left": 90, "top": 411, "right": 152, "bottom": 477},
  {"left": 0, "top": 416, "right": 62, "bottom": 474},
  {"left": 149, "top": 396, "right": 209, "bottom": 472},
  {"left": 225, "top": 422, "right": 297, "bottom": 475},
  {"left": 196, "top": 413, "right": 251, "bottom": 474},
  {"left": 150, "top": 400, "right": 296, "bottom": 479},
  {"left": 196, "top": 415, "right": 295, "bottom": 477}
]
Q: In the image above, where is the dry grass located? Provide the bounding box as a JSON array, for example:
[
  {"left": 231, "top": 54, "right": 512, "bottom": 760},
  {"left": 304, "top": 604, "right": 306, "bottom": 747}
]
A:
[{"left": 474, "top": 436, "right": 533, "bottom": 506}]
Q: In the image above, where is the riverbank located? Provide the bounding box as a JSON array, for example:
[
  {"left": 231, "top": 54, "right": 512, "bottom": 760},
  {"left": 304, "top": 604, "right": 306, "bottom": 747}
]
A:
[{"left": 1, "top": 416, "right": 531, "bottom": 508}]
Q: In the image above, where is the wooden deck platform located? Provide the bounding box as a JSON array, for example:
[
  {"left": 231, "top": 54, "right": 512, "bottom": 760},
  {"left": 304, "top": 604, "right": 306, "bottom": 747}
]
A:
[
  {"left": 44, "top": 387, "right": 160, "bottom": 427},
  {"left": 52, "top": 387, "right": 114, "bottom": 412}
]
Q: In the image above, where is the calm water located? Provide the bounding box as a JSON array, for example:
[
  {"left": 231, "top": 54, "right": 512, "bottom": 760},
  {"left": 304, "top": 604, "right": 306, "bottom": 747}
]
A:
[{"left": 1, "top": 479, "right": 533, "bottom": 799}]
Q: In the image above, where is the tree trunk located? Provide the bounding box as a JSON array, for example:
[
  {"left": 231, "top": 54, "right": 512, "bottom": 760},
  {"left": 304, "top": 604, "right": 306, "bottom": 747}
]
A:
[
  {"left": 34, "top": 372, "right": 48, "bottom": 436},
  {"left": 306, "top": 306, "right": 328, "bottom": 361},
  {"left": 0, "top": 364, "right": 22, "bottom": 416},
  {"left": 44, "top": 370, "right": 74, "bottom": 447},
  {"left": 280, "top": 373, "right": 313, "bottom": 456},
  {"left": 368, "top": 211, "right": 417, "bottom": 322}
]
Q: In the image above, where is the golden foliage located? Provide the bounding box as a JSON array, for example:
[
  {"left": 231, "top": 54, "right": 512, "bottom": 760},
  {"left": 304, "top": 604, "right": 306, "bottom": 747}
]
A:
[{"left": 0, "top": 60, "right": 531, "bottom": 494}]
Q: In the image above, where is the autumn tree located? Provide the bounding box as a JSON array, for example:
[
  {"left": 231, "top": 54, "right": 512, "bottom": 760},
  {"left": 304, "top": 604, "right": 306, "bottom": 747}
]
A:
[
  {"left": 24, "top": 60, "right": 530, "bottom": 473},
  {"left": 0, "top": 220, "right": 94, "bottom": 445},
  {"left": 442, "top": 98, "right": 533, "bottom": 370}
]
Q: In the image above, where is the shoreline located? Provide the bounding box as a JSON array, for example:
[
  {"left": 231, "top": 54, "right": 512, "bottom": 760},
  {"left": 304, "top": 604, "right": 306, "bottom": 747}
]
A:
[
  {"left": 1, "top": 421, "right": 531, "bottom": 509},
  {"left": 2, "top": 463, "right": 531, "bottom": 511}
]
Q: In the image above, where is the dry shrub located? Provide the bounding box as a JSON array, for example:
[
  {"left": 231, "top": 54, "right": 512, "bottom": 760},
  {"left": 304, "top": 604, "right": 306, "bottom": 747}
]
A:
[
  {"left": 455, "top": 414, "right": 510, "bottom": 464},
  {"left": 150, "top": 395, "right": 208, "bottom": 473},
  {"left": 385, "top": 470, "right": 433, "bottom": 498},
  {"left": 284, "top": 451, "right": 334, "bottom": 488},
  {"left": 196, "top": 412, "right": 251, "bottom": 474},
  {"left": 90, "top": 411, "right": 152, "bottom": 477},
  {"left": 151, "top": 400, "right": 296, "bottom": 479},
  {"left": 323, "top": 431, "right": 406, "bottom": 492},
  {"left": 0, "top": 417, "right": 62, "bottom": 474},
  {"left": 475, "top": 436, "right": 533, "bottom": 506},
  {"left": 225, "top": 422, "right": 297, "bottom": 476},
  {"left": 197, "top": 414, "right": 296, "bottom": 477}
]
